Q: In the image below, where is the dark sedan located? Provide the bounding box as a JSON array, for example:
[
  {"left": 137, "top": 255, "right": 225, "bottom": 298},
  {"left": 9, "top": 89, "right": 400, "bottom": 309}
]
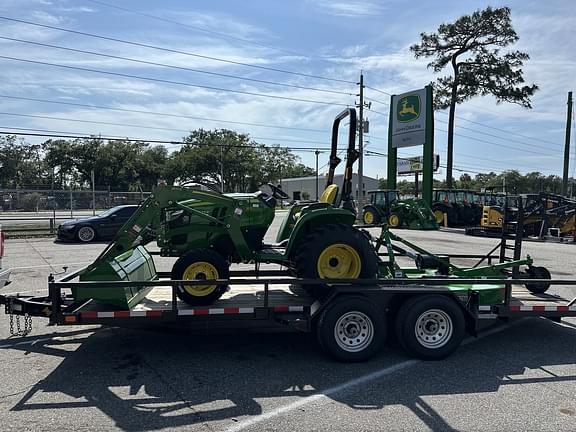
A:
[{"left": 57, "top": 205, "right": 138, "bottom": 242}]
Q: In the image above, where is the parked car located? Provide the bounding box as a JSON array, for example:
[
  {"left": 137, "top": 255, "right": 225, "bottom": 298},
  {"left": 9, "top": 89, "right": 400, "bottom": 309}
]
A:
[
  {"left": 0, "top": 226, "right": 11, "bottom": 287},
  {"left": 57, "top": 205, "right": 138, "bottom": 243}
]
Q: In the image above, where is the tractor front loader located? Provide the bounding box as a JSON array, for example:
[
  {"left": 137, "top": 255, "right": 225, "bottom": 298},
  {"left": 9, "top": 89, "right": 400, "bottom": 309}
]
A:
[{"left": 77, "top": 108, "right": 379, "bottom": 307}]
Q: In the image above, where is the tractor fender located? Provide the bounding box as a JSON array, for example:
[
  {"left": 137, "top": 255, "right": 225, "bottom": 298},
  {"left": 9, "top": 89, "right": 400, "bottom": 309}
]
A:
[{"left": 284, "top": 207, "right": 356, "bottom": 258}]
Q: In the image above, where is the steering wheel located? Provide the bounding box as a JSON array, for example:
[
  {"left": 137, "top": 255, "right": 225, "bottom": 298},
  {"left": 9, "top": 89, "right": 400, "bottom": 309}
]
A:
[{"left": 267, "top": 183, "right": 289, "bottom": 200}]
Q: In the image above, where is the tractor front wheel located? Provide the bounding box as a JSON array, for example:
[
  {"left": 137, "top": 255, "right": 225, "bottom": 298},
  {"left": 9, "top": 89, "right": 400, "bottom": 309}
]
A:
[
  {"left": 388, "top": 212, "right": 403, "bottom": 228},
  {"left": 294, "top": 224, "right": 378, "bottom": 298},
  {"left": 172, "top": 249, "right": 230, "bottom": 306}
]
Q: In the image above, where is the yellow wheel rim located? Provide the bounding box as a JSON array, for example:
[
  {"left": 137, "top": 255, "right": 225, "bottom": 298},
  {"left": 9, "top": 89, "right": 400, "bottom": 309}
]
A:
[
  {"left": 363, "top": 211, "right": 374, "bottom": 224},
  {"left": 182, "top": 262, "right": 219, "bottom": 297},
  {"left": 434, "top": 210, "right": 444, "bottom": 224},
  {"left": 388, "top": 214, "right": 400, "bottom": 227},
  {"left": 317, "top": 243, "right": 361, "bottom": 279}
]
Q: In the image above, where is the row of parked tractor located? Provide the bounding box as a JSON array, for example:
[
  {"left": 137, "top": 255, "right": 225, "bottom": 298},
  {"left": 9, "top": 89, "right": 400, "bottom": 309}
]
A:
[{"left": 362, "top": 187, "right": 575, "bottom": 238}]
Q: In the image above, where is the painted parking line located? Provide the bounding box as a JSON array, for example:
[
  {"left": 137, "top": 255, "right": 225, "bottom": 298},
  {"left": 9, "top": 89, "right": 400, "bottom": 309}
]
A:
[
  {"left": 9, "top": 261, "right": 90, "bottom": 270},
  {"left": 224, "top": 323, "right": 517, "bottom": 432}
]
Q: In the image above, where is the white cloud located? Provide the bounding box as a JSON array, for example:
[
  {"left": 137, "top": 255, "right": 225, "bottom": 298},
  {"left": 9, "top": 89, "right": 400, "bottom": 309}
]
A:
[{"left": 308, "top": 0, "right": 386, "bottom": 17}]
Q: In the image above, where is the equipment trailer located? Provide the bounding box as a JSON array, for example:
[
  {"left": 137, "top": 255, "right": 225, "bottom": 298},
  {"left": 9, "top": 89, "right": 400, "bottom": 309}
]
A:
[{"left": 2, "top": 260, "right": 575, "bottom": 362}]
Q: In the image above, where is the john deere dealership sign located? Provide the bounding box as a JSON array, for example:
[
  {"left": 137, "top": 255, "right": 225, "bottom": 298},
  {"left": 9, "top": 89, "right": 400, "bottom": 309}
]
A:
[{"left": 391, "top": 88, "right": 427, "bottom": 148}]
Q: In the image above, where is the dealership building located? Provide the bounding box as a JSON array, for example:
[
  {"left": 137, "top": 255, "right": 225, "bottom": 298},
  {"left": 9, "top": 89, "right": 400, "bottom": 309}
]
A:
[{"left": 280, "top": 174, "right": 379, "bottom": 201}]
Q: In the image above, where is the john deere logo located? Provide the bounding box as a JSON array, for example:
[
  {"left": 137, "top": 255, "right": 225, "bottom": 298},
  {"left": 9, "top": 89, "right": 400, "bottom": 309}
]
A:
[{"left": 397, "top": 95, "right": 420, "bottom": 122}]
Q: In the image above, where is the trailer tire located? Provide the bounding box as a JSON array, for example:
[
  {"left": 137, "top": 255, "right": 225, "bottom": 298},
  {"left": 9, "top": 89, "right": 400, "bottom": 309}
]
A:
[
  {"left": 172, "top": 249, "right": 229, "bottom": 306},
  {"left": 525, "top": 266, "right": 551, "bottom": 294},
  {"left": 395, "top": 295, "right": 465, "bottom": 360},
  {"left": 294, "top": 224, "right": 378, "bottom": 298},
  {"left": 316, "top": 296, "right": 385, "bottom": 362}
]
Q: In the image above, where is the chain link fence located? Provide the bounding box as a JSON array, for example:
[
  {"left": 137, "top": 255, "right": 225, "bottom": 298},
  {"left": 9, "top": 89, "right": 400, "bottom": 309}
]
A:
[{"left": 0, "top": 188, "right": 150, "bottom": 216}]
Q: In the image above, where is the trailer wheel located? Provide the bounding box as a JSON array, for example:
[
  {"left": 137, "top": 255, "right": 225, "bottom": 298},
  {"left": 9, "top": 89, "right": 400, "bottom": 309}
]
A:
[
  {"left": 172, "top": 249, "right": 229, "bottom": 306},
  {"left": 294, "top": 224, "right": 378, "bottom": 298},
  {"left": 317, "top": 296, "right": 385, "bottom": 362},
  {"left": 525, "top": 266, "right": 551, "bottom": 294},
  {"left": 395, "top": 295, "right": 465, "bottom": 360},
  {"left": 76, "top": 225, "right": 96, "bottom": 242}
]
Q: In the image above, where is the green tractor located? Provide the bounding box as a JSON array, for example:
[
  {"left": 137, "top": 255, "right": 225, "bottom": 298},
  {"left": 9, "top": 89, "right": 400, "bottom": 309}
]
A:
[
  {"left": 361, "top": 190, "right": 438, "bottom": 230},
  {"left": 78, "top": 108, "right": 378, "bottom": 307}
]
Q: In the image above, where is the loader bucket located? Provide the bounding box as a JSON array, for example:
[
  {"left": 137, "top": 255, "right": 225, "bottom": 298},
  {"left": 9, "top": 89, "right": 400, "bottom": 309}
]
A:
[
  {"left": 406, "top": 199, "right": 439, "bottom": 230},
  {"left": 75, "top": 245, "right": 157, "bottom": 309}
]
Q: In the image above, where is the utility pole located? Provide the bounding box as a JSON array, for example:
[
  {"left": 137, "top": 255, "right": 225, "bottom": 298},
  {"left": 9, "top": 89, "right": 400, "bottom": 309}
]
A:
[
  {"left": 220, "top": 145, "right": 224, "bottom": 193},
  {"left": 357, "top": 72, "right": 364, "bottom": 205},
  {"left": 315, "top": 149, "right": 320, "bottom": 200},
  {"left": 562, "top": 91, "right": 573, "bottom": 196}
]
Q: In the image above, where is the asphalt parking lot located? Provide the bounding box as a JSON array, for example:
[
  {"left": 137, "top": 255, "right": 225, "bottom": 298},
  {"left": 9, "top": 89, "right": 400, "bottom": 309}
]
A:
[{"left": 0, "top": 219, "right": 575, "bottom": 431}]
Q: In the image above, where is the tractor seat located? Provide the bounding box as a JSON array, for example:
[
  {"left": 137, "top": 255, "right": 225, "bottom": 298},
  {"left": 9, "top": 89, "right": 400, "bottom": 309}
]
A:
[{"left": 293, "top": 184, "right": 339, "bottom": 220}]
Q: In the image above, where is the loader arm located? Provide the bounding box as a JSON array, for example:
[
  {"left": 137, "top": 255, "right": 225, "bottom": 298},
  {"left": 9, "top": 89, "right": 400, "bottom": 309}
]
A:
[{"left": 89, "top": 186, "right": 252, "bottom": 271}]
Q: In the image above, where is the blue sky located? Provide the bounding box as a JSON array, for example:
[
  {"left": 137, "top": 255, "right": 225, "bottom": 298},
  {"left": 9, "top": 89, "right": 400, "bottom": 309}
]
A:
[{"left": 0, "top": 0, "right": 574, "bottom": 182}]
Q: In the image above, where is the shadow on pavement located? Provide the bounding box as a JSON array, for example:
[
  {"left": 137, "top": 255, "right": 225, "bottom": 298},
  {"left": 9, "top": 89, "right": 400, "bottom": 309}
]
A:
[{"left": 4, "top": 317, "right": 576, "bottom": 431}]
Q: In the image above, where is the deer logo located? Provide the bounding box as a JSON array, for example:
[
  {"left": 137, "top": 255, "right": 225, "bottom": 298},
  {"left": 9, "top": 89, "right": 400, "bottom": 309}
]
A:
[{"left": 397, "top": 95, "right": 420, "bottom": 122}]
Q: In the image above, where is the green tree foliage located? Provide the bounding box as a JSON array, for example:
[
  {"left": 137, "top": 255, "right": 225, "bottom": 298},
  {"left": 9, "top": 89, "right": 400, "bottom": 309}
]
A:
[
  {"left": 9, "top": 129, "right": 312, "bottom": 192},
  {"left": 167, "top": 129, "right": 313, "bottom": 192},
  {"left": 410, "top": 6, "right": 538, "bottom": 188},
  {"left": 0, "top": 136, "right": 46, "bottom": 188}
]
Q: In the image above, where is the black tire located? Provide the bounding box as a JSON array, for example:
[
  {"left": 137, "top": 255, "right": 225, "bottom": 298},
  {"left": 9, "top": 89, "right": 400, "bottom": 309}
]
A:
[
  {"left": 387, "top": 212, "right": 403, "bottom": 228},
  {"left": 395, "top": 295, "right": 466, "bottom": 360},
  {"left": 525, "top": 266, "right": 551, "bottom": 294},
  {"left": 316, "top": 296, "right": 386, "bottom": 362},
  {"left": 76, "top": 225, "right": 96, "bottom": 242},
  {"left": 294, "top": 224, "right": 378, "bottom": 298},
  {"left": 171, "top": 249, "right": 229, "bottom": 306},
  {"left": 362, "top": 208, "right": 381, "bottom": 225}
]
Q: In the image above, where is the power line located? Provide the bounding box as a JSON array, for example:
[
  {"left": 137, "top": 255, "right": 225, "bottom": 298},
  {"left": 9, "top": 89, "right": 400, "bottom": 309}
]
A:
[
  {"left": 0, "top": 129, "right": 333, "bottom": 152},
  {"left": 0, "top": 94, "right": 328, "bottom": 134},
  {"left": 435, "top": 117, "right": 564, "bottom": 150},
  {"left": 364, "top": 85, "right": 392, "bottom": 96},
  {"left": 0, "top": 36, "right": 354, "bottom": 97},
  {"left": 435, "top": 110, "right": 562, "bottom": 148},
  {"left": 0, "top": 15, "right": 355, "bottom": 84},
  {"left": 365, "top": 80, "right": 562, "bottom": 148},
  {"left": 84, "top": 0, "right": 310, "bottom": 58},
  {"left": 0, "top": 111, "right": 339, "bottom": 146},
  {"left": 0, "top": 55, "right": 351, "bottom": 107}
]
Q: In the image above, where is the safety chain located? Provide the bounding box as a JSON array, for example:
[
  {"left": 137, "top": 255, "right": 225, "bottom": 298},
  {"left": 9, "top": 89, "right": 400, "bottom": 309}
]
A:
[{"left": 8, "top": 301, "right": 32, "bottom": 337}]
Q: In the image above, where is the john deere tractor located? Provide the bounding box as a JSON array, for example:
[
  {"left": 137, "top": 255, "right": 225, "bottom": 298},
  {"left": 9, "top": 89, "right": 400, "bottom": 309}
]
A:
[
  {"left": 77, "top": 108, "right": 378, "bottom": 307},
  {"left": 361, "top": 190, "right": 438, "bottom": 230}
]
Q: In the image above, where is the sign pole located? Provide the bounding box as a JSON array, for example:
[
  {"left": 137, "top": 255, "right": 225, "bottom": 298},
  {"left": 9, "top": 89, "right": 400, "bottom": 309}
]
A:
[
  {"left": 387, "top": 93, "right": 397, "bottom": 190},
  {"left": 422, "top": 85, "right": 434, "bottom": 206}
]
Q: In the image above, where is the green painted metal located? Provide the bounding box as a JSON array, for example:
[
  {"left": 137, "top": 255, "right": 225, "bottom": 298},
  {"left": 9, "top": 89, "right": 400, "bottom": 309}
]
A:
[
  {"left": 372, "top": 225, "right": 533, "bottom": 306},
  {"left": 76, "top": 246, "right": 156, "bottom": 308},
  {"left": 363, "top": 190, "right": 438, "bottom": 230},
  {"left": 422, "top": 85, "right": 434, "bottom": 206}
]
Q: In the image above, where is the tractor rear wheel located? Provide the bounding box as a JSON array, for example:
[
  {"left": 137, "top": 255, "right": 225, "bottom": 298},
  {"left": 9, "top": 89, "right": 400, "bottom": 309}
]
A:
[
  {"left": 362, "top": 208, "right": 380, "bottom": 225},
  {"left": 172, "top": 249, "right": 230, "bottom": 306},
  {"left": 294, "top": 224, "right": 378, "bottom": 298}
]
